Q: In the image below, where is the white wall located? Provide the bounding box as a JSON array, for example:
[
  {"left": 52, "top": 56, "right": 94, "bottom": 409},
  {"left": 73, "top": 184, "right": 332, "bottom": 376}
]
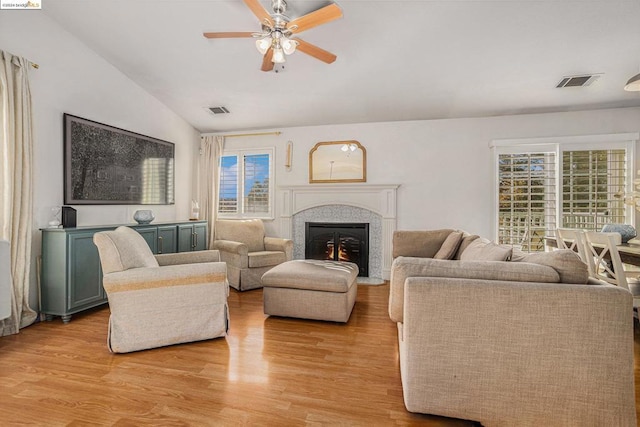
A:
[
  {"left": 1, "top": 11, "right": 200, "bottom": 309},
  {"left": 209, "top": 107, "right": 640, "bottom": 239}
]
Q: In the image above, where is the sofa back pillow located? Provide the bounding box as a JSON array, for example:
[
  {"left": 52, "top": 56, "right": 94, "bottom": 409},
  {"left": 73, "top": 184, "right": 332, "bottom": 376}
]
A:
[
  {"left": 434, "top": 231, "right": 464, "bottom": 260},
  {"left": 513, "top": 250, "right": 589, "bottom": 284},
  {"left": 392, "top": 229, "right": 455, "bottom": 258},
  {"left": 459, "top": 238, "right": 513, "bottom": 262},
  {"left": 453, "top": 233, "right": 480, "bottom": 260}
]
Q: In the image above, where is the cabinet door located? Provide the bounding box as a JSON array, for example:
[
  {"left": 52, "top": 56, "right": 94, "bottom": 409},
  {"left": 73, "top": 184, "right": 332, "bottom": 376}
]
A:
[
  {"left": 132, "top": 226, "right": 158, "bottom": 253},
  {"left": 157, "top": 225, "right": 177, "bottom": 254},
  {"left": 178, "top": 224, "right": 194, "bottom": 252},
  {"left": 193, "top": 223, "right": 207, "bottom": 251},
  {"left": 68, "top": 232, "right": 105, "bottom": 310}
]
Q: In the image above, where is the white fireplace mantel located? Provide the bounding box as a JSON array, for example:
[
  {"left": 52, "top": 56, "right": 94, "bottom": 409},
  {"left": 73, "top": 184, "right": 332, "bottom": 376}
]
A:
[{"left": 278, "top": 184, "right": 400, "bottom": 279}]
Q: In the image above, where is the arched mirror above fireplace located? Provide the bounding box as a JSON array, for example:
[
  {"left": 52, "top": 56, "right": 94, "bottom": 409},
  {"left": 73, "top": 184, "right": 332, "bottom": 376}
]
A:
[{"left": 309, "top": 140, "right": 366, "bottom": 183}]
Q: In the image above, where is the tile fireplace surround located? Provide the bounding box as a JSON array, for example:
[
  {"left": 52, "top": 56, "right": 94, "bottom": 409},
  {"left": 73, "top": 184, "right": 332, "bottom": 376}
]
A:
[{"left": 278, "top": 184, "right": 399, "bottom": 281}]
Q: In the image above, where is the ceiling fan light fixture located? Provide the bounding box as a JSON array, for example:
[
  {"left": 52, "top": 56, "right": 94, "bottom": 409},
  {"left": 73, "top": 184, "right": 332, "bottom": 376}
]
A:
[
  {"left": 624, "top": 73, "right": 640, "bottom": 92},
  {"left": 255, "top": 37, "right": 272, "bottom": 54}
]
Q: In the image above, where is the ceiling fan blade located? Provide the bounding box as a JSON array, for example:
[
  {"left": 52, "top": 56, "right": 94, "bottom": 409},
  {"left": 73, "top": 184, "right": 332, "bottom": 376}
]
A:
[
  {"left": 203, "top": 32, "right": 254, "bottom": 39},
  {"left": 243, "top": 0, "right": 273, "bottom": 27},
  {"left": 288, "top": 3, "right": 343, "bottom": 34},
  {"left": 261, "top": 48, "right": 275, "bottom": 72},
  {"left": 294, "top": 38, "right": 337, "bottom": 64}
]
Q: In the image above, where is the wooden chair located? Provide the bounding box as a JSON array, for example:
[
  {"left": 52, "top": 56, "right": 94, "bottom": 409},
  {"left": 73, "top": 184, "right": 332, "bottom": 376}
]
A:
[
  {"left": 582, "top": 231, "right": 640, "bottom": 318},
  {"left": 554, "top": 228, "right": 588, "bottom": 262}
]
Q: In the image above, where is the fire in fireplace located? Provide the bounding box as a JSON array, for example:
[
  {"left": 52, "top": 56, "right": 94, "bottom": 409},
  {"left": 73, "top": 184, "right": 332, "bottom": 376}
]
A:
[{"left": 305, "top": 222, "right": 369, "bottom": 276}]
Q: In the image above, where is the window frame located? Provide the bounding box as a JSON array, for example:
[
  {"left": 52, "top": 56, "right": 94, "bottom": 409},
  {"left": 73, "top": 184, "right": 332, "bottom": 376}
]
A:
[
  {"left": 491, "top": 133, "right": 638, "bottom": 245},
  {"left": 216, "top": 147, "right": 275, "bottom": 220}
]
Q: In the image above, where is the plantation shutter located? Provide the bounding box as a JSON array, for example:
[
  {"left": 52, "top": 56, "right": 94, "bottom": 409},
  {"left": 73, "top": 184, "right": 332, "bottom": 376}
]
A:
[
  {"left": 561, "top": 149, "right": 626, "bottom": 230},
  {"left": 243, "top": 153, "right": 270, "bottom": 214},
  {"left": 218, "top": 155, "right": 238, "bottom": 213},
  {"left": 498, "top": 152, "right": 557, "bottom": 252}
]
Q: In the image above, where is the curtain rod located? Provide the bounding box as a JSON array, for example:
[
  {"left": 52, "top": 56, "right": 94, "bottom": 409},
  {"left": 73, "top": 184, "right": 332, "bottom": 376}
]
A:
[
  {"left": 31, "top": 62, "right": 39, "bottom": 69},
  {"left": 220, "top": 131, "right": 281, "bottom": 138}
]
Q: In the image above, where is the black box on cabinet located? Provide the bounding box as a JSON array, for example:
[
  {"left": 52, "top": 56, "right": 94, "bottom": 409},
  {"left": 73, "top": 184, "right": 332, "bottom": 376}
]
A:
[{"left": 61, "top": 206, "right": 77, "bottom": 228}]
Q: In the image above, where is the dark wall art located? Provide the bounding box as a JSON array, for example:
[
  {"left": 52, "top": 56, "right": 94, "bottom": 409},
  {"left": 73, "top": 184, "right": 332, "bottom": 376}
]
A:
[{"left": 64, "top": 114, "right": 175, "bottom": 205}]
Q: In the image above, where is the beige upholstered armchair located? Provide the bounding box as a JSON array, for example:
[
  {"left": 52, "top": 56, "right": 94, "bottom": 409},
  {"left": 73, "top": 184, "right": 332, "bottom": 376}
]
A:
[
  {"left": 212, "top": 219, "right": 293, "bottom": 291},
  {"left": 93, "top": 226, "right": 229, "bottom": 353}
]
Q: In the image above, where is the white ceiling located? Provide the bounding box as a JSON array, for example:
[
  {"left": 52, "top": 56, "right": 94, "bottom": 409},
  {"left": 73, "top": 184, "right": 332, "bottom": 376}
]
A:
[{"left": 43, "top": 0, "right": 640, "bottom": 133}]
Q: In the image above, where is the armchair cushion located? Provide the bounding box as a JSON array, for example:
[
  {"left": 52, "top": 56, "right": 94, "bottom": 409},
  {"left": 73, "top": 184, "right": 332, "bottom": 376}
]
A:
[
  {"left": 93, "top": 226, "right": 158, "bottom": 274},
  {"left": 215, "top": 219, "right": 265, "bottom": 252},
  {"left": 248, "top": 251, "right": 288, "bottom": 268}
]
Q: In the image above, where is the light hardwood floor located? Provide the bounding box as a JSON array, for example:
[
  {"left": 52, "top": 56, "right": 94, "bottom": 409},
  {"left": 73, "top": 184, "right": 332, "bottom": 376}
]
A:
[{"left": 1, "top": 283, "right": 638, "bottom": 426}]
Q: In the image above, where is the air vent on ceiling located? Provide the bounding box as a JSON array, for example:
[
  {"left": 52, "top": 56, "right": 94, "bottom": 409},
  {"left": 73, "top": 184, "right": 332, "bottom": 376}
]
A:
[
  {"left": 209, "top": 106, "right": 230, "bottom": 114},
  {"left": 556, "top": 74, "right": 602, "bottom": 88}
]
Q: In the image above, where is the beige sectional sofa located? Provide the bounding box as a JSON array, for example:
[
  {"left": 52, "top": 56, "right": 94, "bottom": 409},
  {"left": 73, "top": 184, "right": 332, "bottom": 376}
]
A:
[{"left": 390, "top": 229, "right": 636, "bottom": 426}]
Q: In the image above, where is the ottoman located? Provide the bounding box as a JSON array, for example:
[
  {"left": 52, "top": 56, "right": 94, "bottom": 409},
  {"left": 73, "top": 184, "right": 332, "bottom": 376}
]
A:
[{"left": 261, "top": 260, "right": 359, "bottom": 322}]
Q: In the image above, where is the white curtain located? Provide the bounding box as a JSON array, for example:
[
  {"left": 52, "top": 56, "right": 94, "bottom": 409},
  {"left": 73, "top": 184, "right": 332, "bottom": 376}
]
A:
[
  {"left": 199, "top": 135, "right": 225, "bottom": 248},
  {"left": 0, "top": 50, "right": 37, "bottom": 336}
]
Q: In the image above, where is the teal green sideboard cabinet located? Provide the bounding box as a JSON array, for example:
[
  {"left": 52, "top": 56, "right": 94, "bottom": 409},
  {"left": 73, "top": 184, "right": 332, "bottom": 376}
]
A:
[
  {"left": 178, "top": 222, "right": 207, "bottom": 252},
  {"left": 40, "top": 220, "right": 207, "bottom": 323}
]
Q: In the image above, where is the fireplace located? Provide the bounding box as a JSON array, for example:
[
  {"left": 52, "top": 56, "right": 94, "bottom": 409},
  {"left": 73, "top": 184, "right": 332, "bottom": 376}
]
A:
[
  {"left": 280, "top": 184, "right": 399, "bottom": 280},
  {"left": 305, "top": 222, "right": 369, "bottom": 276}
]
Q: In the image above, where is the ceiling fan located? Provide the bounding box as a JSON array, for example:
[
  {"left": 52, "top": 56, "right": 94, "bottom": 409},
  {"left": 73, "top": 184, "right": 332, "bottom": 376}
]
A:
[{"left": 203, "top": 0, "right": 343, "bottom": 72}]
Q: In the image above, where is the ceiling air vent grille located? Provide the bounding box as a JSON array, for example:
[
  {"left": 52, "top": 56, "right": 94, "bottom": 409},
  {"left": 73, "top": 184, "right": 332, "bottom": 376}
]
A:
[
  {"left": 209, "top": 106, "right": 230, "bottom": 114},
  {"left": 556, "top": 74, "right": 601, "bottom": 88}
]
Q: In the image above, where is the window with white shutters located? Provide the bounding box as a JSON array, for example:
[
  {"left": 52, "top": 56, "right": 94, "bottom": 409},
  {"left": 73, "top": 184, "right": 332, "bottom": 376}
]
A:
[
  {"left": 561, "top": 149, "right": 626, "bottom": 230},
  {"left": 493, "top": 134, "right": 636, "bottom": 253},
  {"left": 498, "top": 152, "right": 557, "bottom": 252},
  {"left": 217, "top": 149, "right": 273, "bottom": 218}
]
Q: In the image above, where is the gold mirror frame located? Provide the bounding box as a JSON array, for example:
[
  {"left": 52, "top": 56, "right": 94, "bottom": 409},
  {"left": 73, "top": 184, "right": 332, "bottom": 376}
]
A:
[{"left": 309, "top": 140, "right": 366, "bottom": 183}]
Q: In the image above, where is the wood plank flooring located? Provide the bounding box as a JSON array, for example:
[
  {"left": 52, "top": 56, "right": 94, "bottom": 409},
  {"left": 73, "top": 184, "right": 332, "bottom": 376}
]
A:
[{"left": 0, "top": 283, "right": 638, "bottom": 426}]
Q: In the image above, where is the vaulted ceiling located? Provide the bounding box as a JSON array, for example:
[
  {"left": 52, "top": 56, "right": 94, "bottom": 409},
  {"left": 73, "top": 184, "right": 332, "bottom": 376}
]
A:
[{"left": 43, "top": 0, "right": 640, "bottom": 133}]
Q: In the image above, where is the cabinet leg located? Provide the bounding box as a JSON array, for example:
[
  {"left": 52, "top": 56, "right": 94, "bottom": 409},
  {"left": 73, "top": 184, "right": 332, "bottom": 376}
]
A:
[
  {"left": 44, "top": 314, "right": 53, "bottom": 322},
  {"left": 61, "top": 315, "right": 72, "bottom": 324}
]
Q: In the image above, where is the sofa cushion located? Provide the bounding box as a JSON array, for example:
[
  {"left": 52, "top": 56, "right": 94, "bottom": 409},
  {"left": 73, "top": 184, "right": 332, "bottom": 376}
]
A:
[
  {"left": 392, "top": 229, "right": 455, "bottom": 259},
  {"left": 513, "top": 250, "right": 589, "bottom": 284},
  {"left": 453, "top": 234, "right": 480, "bottom": 260},
  {"left": 262, "top": 260, "right": 358, "bottom": 293},
  {"left": 389, "top": 256, "right": 564, "bottom": 323},
  {"left": 248, "top": 251, "right": 287, "bottom": 268},
  {"left": 459, "top": 238, "right": 513, "bottom": 262},
  {"left": 434, "top": 231, "right": 463, "bottom": 260},
  {"left": 394, "top": 257, "right": 560, "bottom": 284}
]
